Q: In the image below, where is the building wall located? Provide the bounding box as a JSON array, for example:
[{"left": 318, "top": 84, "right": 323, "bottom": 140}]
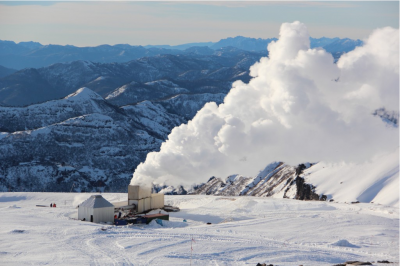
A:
[
  {"left": 78, "top": 206, "right": 114, "bottom": 223},
  {"left": 128, "top": 185, "right": 151, "bottom": 200},
  {"left": 78, "top": 206, "right": 93, "bottom": 221},
  {"left": 126, "top": 186, "right": 164, "bottom": 213},
  {"left": 129, "top": 197, "right": 152, "bottom": 213},
  {"left": 93, "top": 207, "right": 115, "bottom": 223},
  {"left": 150, "top": 194, "right": 164, "bottom": 209}
]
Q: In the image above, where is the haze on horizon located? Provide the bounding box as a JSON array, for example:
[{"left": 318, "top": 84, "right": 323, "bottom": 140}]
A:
[{"left": 0, "top": 1, "right": 398, "bottom": 47}]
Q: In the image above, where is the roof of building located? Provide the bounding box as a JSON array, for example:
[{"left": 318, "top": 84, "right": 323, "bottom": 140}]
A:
[{"left": 79, "top": 195, "right": 114, "bottom": 209}]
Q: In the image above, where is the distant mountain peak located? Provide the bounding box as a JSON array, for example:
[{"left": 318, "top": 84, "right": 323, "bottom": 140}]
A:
[{"left": 65, "top": 87, "right": 104, "bottom": 101}]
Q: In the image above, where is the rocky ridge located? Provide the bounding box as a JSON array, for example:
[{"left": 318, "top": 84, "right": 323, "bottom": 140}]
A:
[{"left": 188, "top": 162, "right": 324, "bottom": 201}]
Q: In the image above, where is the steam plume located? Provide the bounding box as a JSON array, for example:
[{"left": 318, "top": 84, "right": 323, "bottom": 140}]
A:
[{"left": 131, "top": 21, "right": 399, "bottom": 187}]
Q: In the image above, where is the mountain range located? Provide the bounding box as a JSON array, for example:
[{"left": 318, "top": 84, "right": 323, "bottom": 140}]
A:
[
  {"left": 0, "top": 36, "right": 362, "bottom": 70},
  {"left": 0, "top": 49, "right": 264, "bottom": 107},
  {"left": 183, "top": 147, "right": 399, "bottom": 206},
  {"left": 0, "top": 87, "right": 224, "bottom": 192},
  {"left": 2, "top": 35, "right": 389, "bottom": 202}
]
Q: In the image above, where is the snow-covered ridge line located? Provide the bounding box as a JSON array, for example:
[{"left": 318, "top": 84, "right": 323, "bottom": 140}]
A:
[
  {"left": 0, "top": 87, "right": 110, "bottom": 133},
  {"left": 189, "top": 149, "right": 399, "bottom": 207}
]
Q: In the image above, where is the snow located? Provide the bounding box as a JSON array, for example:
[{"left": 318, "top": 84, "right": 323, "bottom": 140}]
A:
[
  {"left": 105, "top": 85, "right": 128, "bottom": 99},
  {"left": 304, "top": 148, "right": 399, "bottom": 206},
  {"left": 146, "top": 209, "right": 169, "bottom": 215},
  {"left": 93, "top": 76, "right": 106, "bottom": 82},
  {"left": 0, "top": 132, "right": 7, "bottom": 140},
  {"left": 58, "top": 165, "right": 76, "bottom": 171},
  {"left": 331, "top": 239, "right": 358, "bottom": 248},
  {"left": 56, "top": 142, "right": 85, "bottom": 148},
  {"left": 65, "top": 87, "right": 104, "bottom": 101},
  {"left": 0, "top": 193, "right": 398, "bottom": 265}
]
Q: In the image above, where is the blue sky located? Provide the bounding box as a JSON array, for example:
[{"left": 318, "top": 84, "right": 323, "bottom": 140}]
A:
[{"left": 0, "top": 1, "right": 398, "bottom": 46}]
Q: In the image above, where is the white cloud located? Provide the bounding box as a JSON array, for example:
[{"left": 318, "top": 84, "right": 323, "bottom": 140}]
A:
[{"left": 131, "top": 21, "right": 399, "bottom": 188}]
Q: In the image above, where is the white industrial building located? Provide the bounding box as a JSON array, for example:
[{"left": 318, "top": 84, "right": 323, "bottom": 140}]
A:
[
  {"left": 78, "top": 185, "right": 165, "bottom": 223},
  {"left": 78, "top": 195, "right": 115, "bottom": 223},
  {"left": 128, "top": 185, "right": 164, "bottom": 213}
]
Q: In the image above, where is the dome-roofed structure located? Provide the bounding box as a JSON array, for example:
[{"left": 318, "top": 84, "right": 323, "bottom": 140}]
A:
[{"left": 78, "top": 195, "right": 114, "bottom": 223}]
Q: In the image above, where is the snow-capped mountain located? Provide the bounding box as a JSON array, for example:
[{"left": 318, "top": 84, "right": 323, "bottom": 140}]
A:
[
  {"left": 190, "top": 149, "right": 399, "bottom": 207},
  {"left": 0, "top": 37, "right": 384, "bottom": 199},
  {"left": 0, "top": 88, "right": 196, "bottom": 192},
  {"left": 1, "top": 87, "right": 396, "bottom": 204},
  {"left": 323, "top": 38, "right": 363, "bottom": 53},
  {"left": 0, "top": 87, "right": 116, "bottom": 132},
  {"left": 0, "top": 86, "right": 228, "bottom": 193}
]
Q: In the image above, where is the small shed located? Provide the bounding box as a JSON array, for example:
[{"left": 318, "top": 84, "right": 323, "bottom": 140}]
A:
[{"left": 78, "top": 195, "right": 114, "bottom": 223}]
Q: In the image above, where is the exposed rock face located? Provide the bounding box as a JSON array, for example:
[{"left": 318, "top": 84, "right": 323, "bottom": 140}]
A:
[
  {"left": 293, "top": 181, "right": 320, "bottom": 200},
  {"left": 190, "top": 162, "right": 325, "bottom": 201},
  {"left": 155, "top": 185, "right": 188, "bottom": 195},
  {"left": 294, "top": 164, "right": 320, "bottom": 201}
]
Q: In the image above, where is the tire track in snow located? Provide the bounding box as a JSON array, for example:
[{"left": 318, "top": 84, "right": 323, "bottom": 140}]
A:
[{"left": 106, "top": 223, "right": 398, "bottom": 263}]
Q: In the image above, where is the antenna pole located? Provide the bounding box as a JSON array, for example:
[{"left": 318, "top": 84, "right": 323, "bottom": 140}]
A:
[{"left": 190, "top": 235, "right": 193, "bottom": 266}]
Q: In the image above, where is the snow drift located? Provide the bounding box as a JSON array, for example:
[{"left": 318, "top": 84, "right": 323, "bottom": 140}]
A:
[{"left": 131, "top": 21, "right": 399, "bottom": 188}]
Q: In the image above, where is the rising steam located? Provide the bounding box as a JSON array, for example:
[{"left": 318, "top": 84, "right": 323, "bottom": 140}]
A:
[{"left": 131, "top": 21, "right": 399, "bottom": 187}]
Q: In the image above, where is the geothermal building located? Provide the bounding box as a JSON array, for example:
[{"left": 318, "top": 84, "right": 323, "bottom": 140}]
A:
[
  {"left": 78, "top": 195, "right": 115, "bottom": 223},
  {"left": 78, "top": 185, "right": 165, "bottom": 223},
  {"left": 128, "top": 185, "right": 164, "bottom": 213}
]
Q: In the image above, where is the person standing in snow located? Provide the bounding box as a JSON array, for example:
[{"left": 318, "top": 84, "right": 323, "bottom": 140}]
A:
[{"left": 50, "top": 203, "right": 53, "bottom": 207}]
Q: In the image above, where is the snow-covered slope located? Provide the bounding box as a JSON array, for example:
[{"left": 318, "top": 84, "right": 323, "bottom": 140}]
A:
[
  {"left": 0, "top": 110, "right": 161, "bottom": 192},
  {"left": 0, "top": 88, "right": 194, "bottom": 192},
  {"left": 191, "top": 150, "right": 399, "bottom": 207},
  {"left": 0, "top": 87, "right": 117, "bottom": 132},
  {"left": 105, "top": 79, "right": 189, "bottom": 106},
  {"left": 122, "top": 101, "right": 186, "bottom": 139},
  {"left": 304, "top": 149, "right": 399, "bottom": 207}
]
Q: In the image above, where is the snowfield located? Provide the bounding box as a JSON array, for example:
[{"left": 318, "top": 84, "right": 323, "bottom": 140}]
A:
[{"left": 0, "top": 193, "right": 398, "bottom": 265}]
